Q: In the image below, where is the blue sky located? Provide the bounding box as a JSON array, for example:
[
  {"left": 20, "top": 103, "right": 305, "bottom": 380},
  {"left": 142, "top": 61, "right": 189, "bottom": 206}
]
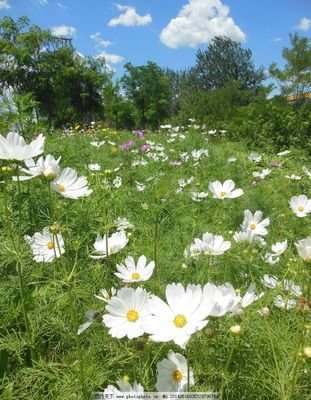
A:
[{"left": 1, "top": 0, "right": 310, "bottom": 76}]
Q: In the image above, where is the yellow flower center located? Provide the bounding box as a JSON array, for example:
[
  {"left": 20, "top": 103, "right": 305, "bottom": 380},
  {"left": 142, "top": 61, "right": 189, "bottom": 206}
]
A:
[
  {"left": 47, "top": 241, "right": 55, "bottom": 250},
  {"left": 131, "top": 272, "right": 141, "bottom": 280},
  {"left": 298, "top": 206, "right": 305, "bottom": 212},
  {"left": 220, "top": 191, "right": 226, "bottom": 198},
  {"left": 250, "top": 223, "right": 257, "bottom": 230},
  {"left": 127, "top": 309, "right": 139, "bottom": 322},
  {"left": 58, "top": 184, "right": 65, "bottom": 192},
  {"left": 172, "top": 369, "right": 183, "bottom": 382},
  {"left": 174, "top": 314, "right": 187, "bottom": 328}
]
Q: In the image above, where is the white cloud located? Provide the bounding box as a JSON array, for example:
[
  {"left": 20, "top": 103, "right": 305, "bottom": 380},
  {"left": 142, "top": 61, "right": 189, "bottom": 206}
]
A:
[
  {"left": 108, "top": 4, "right": 152, "bottom": 27},
  {"left": 51, "top": 25, "right": 77, "bottom": 38},
  {"left": 0, "top": 0, "right": 10, "bottom": 10},
  {"left": 57, "top": 2, "right": 67, "bottom": 9},
  {"left": 38, "top": 0, "right": 48, "bottom": 5},
  {"left": 90, "top": 32, "right": 112, "bottom": 49},
  {"left": 95, "top": 51, "right": 124, "bottom": 65},
  {"left": 273, "top": 37, "right": 282, "bottom": 42},
  {"left": 160, "top": 0, "right": 245, "bottom": 48},
  {"left": 91, "top": 32, "right": 123, "bottom": 70},
  {"left": 297, "top": 17, "right": 311, "bottom": 31}
]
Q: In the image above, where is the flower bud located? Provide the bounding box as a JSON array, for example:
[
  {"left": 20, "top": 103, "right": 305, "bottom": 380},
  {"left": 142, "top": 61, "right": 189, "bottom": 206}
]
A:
[
  {"left": 50, "top": 223, "right": 61, "bottom": 234},
  {"left": 258, "top": 306, "right": 270, "bottom": 317},
  {"left": 230, "top": 325, "right": 241, "bottom": 335},
  {"left": 303, "top": 346, "right": 311, "bottom": 358}
]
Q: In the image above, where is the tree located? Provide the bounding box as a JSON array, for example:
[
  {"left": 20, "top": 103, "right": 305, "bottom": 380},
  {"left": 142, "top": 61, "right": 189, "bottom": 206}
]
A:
[
  {"left": 194, "top": 36, "right": 264, "bottom": 92},
  {"left": 121, "top": 62, "right": 172, "bottom": 128},
  {"left": 0, "top": 16, "right": 111, "bottom": 126},
  {"left": 269, "top": 34, "right": 311, "bottom": 102},
  {"left": 102, "top": 80, "right": 137, "bottom": 129}
]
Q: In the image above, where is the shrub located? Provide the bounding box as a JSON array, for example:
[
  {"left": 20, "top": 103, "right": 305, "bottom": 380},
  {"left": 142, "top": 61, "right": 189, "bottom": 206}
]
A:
[{"left": 227, "top": 98, "right": 311, "bottom": 150}]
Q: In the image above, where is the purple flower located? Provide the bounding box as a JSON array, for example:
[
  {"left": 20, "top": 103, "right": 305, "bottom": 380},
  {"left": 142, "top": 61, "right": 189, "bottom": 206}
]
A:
[
  {"left": 133, "top": 130, "right": 145, "bottom": 139},
  {"left": 120, "top": 140, "right": 135, "bottom": 151}
]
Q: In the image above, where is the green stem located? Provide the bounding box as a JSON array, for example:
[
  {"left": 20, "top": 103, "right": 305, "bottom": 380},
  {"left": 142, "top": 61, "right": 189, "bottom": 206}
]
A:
[
  {"left": 105, "top": 230, "right": 109, "bottom": 258},
  {"left": 154, "top": 216, "right": 159, "bottom": 268},
  {"left": 288, "top": 296, "right": 307, "bottom": 398},
  {"left": 3, "top": 179, "right": 17, "bottom": 250},
  {"left": 187, "top": 345, "right": 191, "bottom": 392},
  {"left": 17, "top": 260, "right": 34, "bottom": 362},
  {"left": 13, "top": 171, "right": 34, "bottom": 363},
  {"left": 143, "top": 343, "right": 165, "bottom": 381},
  {"left": 48, "top": 182, "right": 54, "bottom": 220},
  {"left": 220, "top": 341, "right": 237, "bottom": 399},
  {"left": 77, "top": 336, "right": 88, "bottom": 399}
]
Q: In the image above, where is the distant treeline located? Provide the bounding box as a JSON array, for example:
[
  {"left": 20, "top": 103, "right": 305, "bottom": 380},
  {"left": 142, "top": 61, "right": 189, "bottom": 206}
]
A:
[{"left": 1, "top": 16, "right": 311, "bottom": 148}]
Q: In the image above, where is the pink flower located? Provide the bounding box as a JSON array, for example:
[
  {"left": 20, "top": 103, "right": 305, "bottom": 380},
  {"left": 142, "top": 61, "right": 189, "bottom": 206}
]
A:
[
  {"left": 120, "top": 140, "right": 135, "bottom": 151},
  {"left": 140, "top": 143, "right": 150, "bottom": 153}
]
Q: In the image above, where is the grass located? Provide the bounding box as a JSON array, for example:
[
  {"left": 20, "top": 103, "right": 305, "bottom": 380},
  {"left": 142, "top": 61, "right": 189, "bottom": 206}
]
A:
[{"left": 0, "top": 126, "right": 311, "bottom": 399}]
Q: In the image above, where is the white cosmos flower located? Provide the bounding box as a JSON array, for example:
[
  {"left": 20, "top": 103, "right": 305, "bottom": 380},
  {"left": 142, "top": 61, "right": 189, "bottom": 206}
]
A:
[
  {"left": 113, "top": 176, "right": 122, "bottom": 188},
  {"left": 283, "top": 280, "right": 302, "bottom": 297},
  {"left": 184, "top": 238, "right": 204, "bottom": 258},
  {"left": 277, "top": 150, "right": 291, "bottom": 156},
  {"left": 24, "top": 226, "right": 65, "bottom": 263},
  {"left": 90, "top": 140, "right": 105, "bottom": 148},
  {"left": 200, "top": 233, "right": 231, "bottom": 255},
  {"left": 261, "top": 275, "right": 302, "bottom": 297},
  {"left": 51, "top": 167, "right": 92, "bottom": 199},
  {"left": 91, "top": 231, "right": 128, "bottom": 259},
  {"left": 156, "top": 350, "right": 194, "bottom": 392},
  {"left": 248, "top": 152, "right": 262, "bottom": 163},
  {"left": 252, "top": 169, "right": 271, "bottom": 180},
  {"left": 227, "top": 156, "right": 237, "bottom": 163},
  {"left": 14, "top": 154, "right": 61, "bottom": 181},
  {"left": 114, "top": 217, "right": 134, "bottom": 231},
  {"left": 208, "top": 180, "right": 243, "bottom": 199},
  {"left": 102, "top": 380, "right": 144, "bottom": 394},
  {"left": 102, "top": 287, "right": 151, "bottom": 339},
  {"left": 186, "top": 233, "right": 231, "bottom": 257},
  {"left": 88, "top": 163, "right": 101, "bottom": 171},
  {"left": 235, "top": 284, "right": 264, "bottom": 312},
  {"left": 264, "top": 253, "right": 280, "bottom": 265},
  {"left": 95, "top": 287, "right": 117, "bottom": 302},
  {"left": 289, "top": 195, "right": 311, "bottom": 218},
  {"left": 273, "top": 296, "right": 297, "bottom": 310},
  {"left": 233, "top": 230, "right": 266, "bottom": 246},
  {"left": 302, "top": 166, "right": 311, "bottom": 177},
  {"left": 191, "top": 191, "right": 208, "bottom": 202},
  {"left": 144, "top": 283, "right": 209, "bottom": 348},
  {"left": 241, "top": 210, "right": 270, "bottom": 236},
  {"left": 271, "top": 240, "right": 288, "bottom": 256},
  {"left": 261, "top": 274, "right": 279, "bottom": 289},
  {"left": 264, "top": 240, "right": 288, "bottom": 265},
  {"left": 285, "top": 174, "right": 301, "bottom": 180},
  {"left": 115, "top": 255, "right": 155, "bottom": 283},
  {"left": 0, "top": 131, "right": 45, "bottom": 161},
  {"left": 77, "top": 310, "right": 97, "bottom": 335},
  {"left": 272, "top": 277, "right": 302, "bottom": 310},
  {"left": 135, "top": 181, "right": 146, "bottom": 192},
  {"left": 200, "top": 283, "right": 239, "bottom": 317},
  {"left": 295, "top": 237, "right": 311, "bottom": 262},
  {"left": 177, "top": 177, "right": 194, "bottom": 193},
  {"left": 191, "top": 149, "right": 208, "bottom": 161},
  {"left": 202, "top": 283, "right": 263, "bottom": 316}
]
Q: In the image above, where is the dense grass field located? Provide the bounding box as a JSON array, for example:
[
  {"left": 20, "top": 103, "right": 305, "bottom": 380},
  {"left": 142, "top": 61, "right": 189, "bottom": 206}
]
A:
[{"left": 1, "top": 125, "right": 311, "bottom": 399}]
